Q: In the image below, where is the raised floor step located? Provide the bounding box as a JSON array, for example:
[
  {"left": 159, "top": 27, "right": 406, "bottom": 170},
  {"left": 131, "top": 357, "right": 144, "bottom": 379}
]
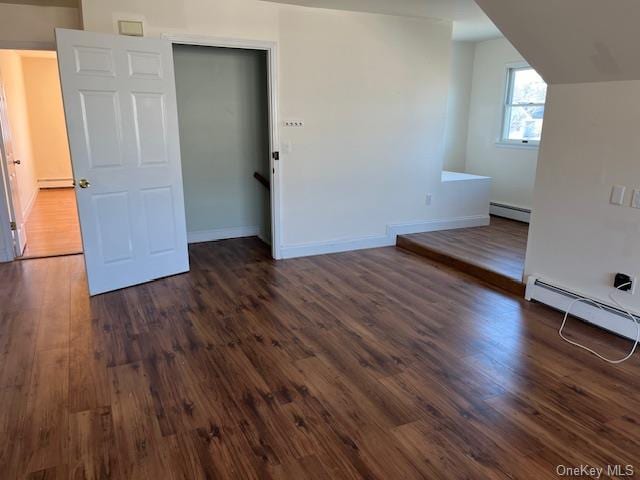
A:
[{"left": 396, "top": 234, "right": 526, "bottom": 296}]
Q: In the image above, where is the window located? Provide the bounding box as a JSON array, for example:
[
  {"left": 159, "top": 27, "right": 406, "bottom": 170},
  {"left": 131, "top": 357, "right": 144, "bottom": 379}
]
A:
[{"left": 501, "top": 66, "right": 547, "bottom": 145}]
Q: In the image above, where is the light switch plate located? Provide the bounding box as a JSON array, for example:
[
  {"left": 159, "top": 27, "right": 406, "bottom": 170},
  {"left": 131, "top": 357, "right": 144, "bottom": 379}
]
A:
[
  {"left": 611, "top": 185, "right": 626, "bottom": 206},
  {"left": 632, "top": 189, "right": 640, "bottom": 209}
]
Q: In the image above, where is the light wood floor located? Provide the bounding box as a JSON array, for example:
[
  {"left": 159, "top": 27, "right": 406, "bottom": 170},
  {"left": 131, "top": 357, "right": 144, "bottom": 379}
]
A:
[
  {"left": 0, "top": 238, "right": 638, "bottom": 479},
  {"left": 21, "top": 188, "right": 82, "bottom": 259}
]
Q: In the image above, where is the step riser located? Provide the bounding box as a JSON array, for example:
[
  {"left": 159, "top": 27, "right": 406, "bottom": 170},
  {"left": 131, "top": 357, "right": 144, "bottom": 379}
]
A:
[{"left": 396, "top": 236, "right": 526, "bottom": 297}]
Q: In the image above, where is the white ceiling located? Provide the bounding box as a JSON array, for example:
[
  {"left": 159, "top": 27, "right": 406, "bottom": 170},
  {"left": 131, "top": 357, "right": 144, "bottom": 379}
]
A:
[{"left": 260, "top": 0, "right": 502, "bottom": 41}]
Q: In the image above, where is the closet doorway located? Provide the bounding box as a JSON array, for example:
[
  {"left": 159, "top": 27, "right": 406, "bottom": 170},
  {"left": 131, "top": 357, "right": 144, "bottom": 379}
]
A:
[{"left": 171, "top": 38, "right": 280, "bottom": 255}]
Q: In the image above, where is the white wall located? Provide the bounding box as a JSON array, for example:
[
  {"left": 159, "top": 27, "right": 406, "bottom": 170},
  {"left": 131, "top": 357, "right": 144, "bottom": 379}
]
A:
[
  {"left": 442, "top": 41, "right": 474, "bottom": 172},
  {"left": 81, "top": 0, "right": 280, "bottom": 40},
  {"left": 79, "top": 0, "right": 469, "bottom": 253},
  {"left": 21, "top": 55, "right": 73, "bottom": 188},
  {"left": 277, "top": 7, "right": 451, "bottom": 246},
  {"left": 0, "top": 4, "right": 81, "bottom": 50},
  {"left": 525, "top": 79, "right": 640, "bottom": 312},
  {"left": 464, "top": 37, "right": 539, "bottom": 210},
  {"left": 439, "top": 172, "right": 491, "bottom": 219},
  {"left": 0, "top": 51, "right": 38, "bottom": 220}
]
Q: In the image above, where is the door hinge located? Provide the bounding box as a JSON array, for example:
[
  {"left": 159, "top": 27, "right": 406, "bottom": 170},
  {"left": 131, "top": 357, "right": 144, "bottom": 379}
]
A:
[
  {"left": 272, "top": 151, "right": 280, "bottom": 161},
  {"left": 10, "top": 221, "right": 16, "bottom": 231}
]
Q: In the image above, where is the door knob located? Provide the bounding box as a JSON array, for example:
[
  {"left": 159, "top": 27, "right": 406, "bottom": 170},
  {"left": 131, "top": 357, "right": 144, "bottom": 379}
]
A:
[
  {"left": 77, "top": 178, "right": 91, "bottom": 189},
  {"left": 13, "top": 160, "right": 20, "bottom": 165}
]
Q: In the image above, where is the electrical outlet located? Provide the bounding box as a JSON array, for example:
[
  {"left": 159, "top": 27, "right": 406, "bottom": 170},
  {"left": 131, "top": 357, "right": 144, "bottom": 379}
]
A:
[
  {"left": 425, "top": 193, "right": 432, "bottom": 206},
  {"left": 631, "top": 189, "right": 640, "bottom": 209},
  {"left": 614, "top": 273, "right": 636, "bottom": 294}
]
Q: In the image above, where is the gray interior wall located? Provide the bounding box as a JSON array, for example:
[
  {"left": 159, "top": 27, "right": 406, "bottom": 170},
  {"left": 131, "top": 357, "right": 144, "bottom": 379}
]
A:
[{"left": 173, "top": 44, "right": 270, "bottom": 239}]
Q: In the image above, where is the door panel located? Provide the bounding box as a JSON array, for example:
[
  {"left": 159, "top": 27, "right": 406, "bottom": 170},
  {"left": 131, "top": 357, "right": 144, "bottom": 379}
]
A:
[
  {"left": 132, "top": 92, "right": 169, "bottom": 165},
  {"left": 74, "top": 46, "right": 115, "bottom": 76},
  {"left": 128, "top": 51, "right": 164, "bottom": 79},
  {"left": 93, "top": 191, "right": 133, "bottom": 264},
  {"left": 57, "top": 28, "right": 189, "bottom": 295},
  {"left": 141, "top": 186, "right": 177, "bottom": 255},
  {"left": 79, "top": 90, "right": 124, "bottom": 168}
]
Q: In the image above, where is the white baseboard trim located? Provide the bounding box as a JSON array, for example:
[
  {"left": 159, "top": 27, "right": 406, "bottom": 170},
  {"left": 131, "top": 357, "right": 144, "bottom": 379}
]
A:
[
  {"left": 38, "top": 178, "right": 74, "bottom": 189},
  {"left": 187, "top": 225, "right": 259, "bottom": 244},
  {"left": 280, "top": 234, "right": 394, "bottom": 259},
  {"left": 525, "top": 276, "right": 639, "bottom": 340},
  {"left": 280, "top": 214, "right": 490, "bottom": 260},
  {"left": 387, "top": 214, "right": 490, "bottom": 237},
  {"left": 22, "top": 187, "right": 38, "bottom": 220},
  {"left": 490, "top": 202, "right": 531, "bottom": 223}
]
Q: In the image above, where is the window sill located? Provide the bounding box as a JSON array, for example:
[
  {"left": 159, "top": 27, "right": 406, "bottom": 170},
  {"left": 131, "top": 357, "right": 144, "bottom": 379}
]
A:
[{"left": 495, "top": 141, "right": 539, "bottom": 150}]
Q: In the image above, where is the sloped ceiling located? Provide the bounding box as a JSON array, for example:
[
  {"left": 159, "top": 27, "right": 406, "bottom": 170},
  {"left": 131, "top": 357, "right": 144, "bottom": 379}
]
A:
[{"left": 475, "top": 0, "right": 640, "bottom": 84}]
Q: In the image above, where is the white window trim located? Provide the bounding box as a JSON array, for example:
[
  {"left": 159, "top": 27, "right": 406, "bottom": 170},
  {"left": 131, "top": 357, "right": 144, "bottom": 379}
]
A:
[
  {"left": 497, "top": 62, "right": 544, "bottom": 148},
  {"left": 495, "top": 141, "right": 540, "bottom": 150}
]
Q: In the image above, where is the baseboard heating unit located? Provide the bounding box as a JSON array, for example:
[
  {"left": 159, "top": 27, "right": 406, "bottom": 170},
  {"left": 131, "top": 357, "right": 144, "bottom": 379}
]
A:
[
  {"left": 525, "top": 277, "right": 639, "bottom": 340},
  {"left": 490, "top": 202, "right": 531, "bottom": 223}
]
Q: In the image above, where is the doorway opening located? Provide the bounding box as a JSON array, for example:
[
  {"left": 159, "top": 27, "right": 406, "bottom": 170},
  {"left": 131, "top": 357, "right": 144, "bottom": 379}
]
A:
[
  {"left": 0, "top": 49, "right": 82, "bottom": 260},
  {"left": 167, "top": 35, "right": 281, "bottom": 261},
  {"left": 173, "top": 43, "right": 273, "bottom": 249},
  {"left": 1, "top": 30, "right": 282, "bottom": 295}
]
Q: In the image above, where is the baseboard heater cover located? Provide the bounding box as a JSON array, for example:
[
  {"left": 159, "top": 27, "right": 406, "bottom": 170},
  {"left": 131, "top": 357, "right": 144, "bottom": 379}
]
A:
[
  {"left": 490, "top": 202, "right": 531, "bottom": 223},
  {"left": 526, "top": 277, "right": 639, "bottom": 340}
]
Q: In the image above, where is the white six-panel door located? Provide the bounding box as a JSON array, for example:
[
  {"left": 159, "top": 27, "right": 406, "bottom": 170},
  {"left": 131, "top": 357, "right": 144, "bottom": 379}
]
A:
[{"left": 56, "top": 28, "right": 189, "bottom": 295}]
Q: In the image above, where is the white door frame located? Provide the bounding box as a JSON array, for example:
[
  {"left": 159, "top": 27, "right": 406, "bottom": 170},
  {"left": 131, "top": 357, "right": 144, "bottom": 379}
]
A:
[
  {"left": 163, "top": 33, "right": 282, "bottom": 260},
  {"left": 0, "top": 72, "right": 22, "bottom": 261},
  {"left": 0, "top": 131, "right": 15, "bottom": 262}
]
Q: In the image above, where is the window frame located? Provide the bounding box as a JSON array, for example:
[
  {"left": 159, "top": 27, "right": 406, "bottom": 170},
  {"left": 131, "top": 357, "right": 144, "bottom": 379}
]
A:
[{"left": 499, "top": 64, "right": 546, "bottom": 148}]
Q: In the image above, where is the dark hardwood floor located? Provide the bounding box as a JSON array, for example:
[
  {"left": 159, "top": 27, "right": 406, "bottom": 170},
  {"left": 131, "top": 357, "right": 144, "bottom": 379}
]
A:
[
  {"left": 398, "top": 216, "right": 529, "bottom": 296},
  {"left": 0, "top": 238, "right": 638, "bottom": 479}
]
